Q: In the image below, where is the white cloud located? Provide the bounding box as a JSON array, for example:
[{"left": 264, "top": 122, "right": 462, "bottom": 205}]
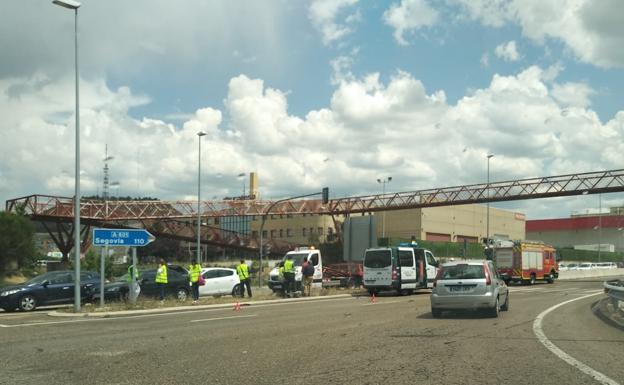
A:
[
  {"left": 480, "top": 52, "right": 490, "bottom": 67},
  {"left": 1, "top": 67, "right": 622, "bottom": 219},
  {"left": 494, "top": 40, "right": 520, "bottom": 61},
  {"left": 452, "top": 0, "right": 624, "bottom": 68},
  {"left": 309, "top": 0, "right": 360, "bottom": 45},
  {"left": 383, "top": 0, "right": 439, "bottom": 45}
]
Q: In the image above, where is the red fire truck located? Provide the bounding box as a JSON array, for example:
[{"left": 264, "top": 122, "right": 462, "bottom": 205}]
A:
[{"left": 493, "top": 240, "right": 559, "bottom": 285}]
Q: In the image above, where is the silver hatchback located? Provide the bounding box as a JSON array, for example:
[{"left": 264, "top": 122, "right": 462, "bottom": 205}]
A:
[{"left": 430, "top": 260, "right": 509, "bottom": 318}]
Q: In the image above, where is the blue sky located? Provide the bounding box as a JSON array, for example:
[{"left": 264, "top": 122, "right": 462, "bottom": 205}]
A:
[{"left": 0, "top": 0, "right": 623, "bottom": 219}]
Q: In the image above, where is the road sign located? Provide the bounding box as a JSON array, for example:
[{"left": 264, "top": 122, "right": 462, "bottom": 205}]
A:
[{"left": 92, "top": 228, "right": 155, "bottom": 247}]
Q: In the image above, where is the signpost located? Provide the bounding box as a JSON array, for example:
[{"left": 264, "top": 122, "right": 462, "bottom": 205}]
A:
[{"left": 92, "top": 229, "right": 155, "bottom": 307}]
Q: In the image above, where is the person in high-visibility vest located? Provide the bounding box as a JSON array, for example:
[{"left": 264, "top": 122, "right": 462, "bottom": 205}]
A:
[
  {"left": 127, "top": 264, "right": 141, "bottom": 299},
  {"left": 188, "top": 261, "right": 202, "bottom": 303},
  {"left": 236, "top": 259, "right": 252, "bottom": 298},
  {"left": 155, "top": 259, "right": 168, "bottom": 301},
  {"left": 283, "top": 255, "right": 295, "bottom": 297}
]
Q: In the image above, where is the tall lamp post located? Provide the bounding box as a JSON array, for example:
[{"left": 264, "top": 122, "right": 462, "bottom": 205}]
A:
[
  {"left": 53, "top": 0, "right": 82, "bottom": 312},
  {"left": 196, "top": 131, "right": 206, "bottom": 264},
  {"left": 377, "top": 177, "right": 392, "bottom": 239},
  {"left": 486, "top": 154, "right": 494, "bottom": 243}
]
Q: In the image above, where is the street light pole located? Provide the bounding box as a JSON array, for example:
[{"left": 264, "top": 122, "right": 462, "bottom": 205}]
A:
[
  {"left": 377, "top": 177, "right": 392, "bottom": 239},
  {"left": 486, "top": 154, "right": 494, "bottom": 243},
  {"left": 53, "top": 0, "right": 82, "bottom": 312},
  {"left": 196, "top": 131, "right": 206, "bottom": 264}
]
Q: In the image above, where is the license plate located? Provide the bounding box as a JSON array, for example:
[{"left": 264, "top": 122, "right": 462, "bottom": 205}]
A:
[{"left": 450, "top": 286, "right": 470, "bottom": 292}]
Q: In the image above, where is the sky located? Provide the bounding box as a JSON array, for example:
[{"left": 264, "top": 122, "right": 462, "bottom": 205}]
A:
[{"left": 0, "top": 0, "right": 623, "bottom": 220}]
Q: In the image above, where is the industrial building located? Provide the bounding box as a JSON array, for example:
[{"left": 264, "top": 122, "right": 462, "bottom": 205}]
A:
[{"left": 526, "top": 208, "right": 624, "bottom": 252}]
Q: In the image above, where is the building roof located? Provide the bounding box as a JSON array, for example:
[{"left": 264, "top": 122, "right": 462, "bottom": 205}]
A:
[{"left": 526, "top": 215, "right": 624, "bottom": 232}]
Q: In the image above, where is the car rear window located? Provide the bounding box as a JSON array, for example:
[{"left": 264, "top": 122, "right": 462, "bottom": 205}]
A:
[
  {"left": 364, "top": 250, "right": 392, "bottom": 268},
  {"left": 440, "top": 264, "right": 485, "bottom": 280}
]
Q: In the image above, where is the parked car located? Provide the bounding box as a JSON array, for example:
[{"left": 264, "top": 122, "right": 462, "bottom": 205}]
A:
[
  {"left": 596, "top": 262, "right": 617, "bottom": 269},
  {"left": 430, "top": 260, "right": 509, "bottom": 318},
  {"left": 199, "top": 268, "right": 241, "bottom": 297},
  {"left": 576, "top": 263, "right": 593, "bottom": 270},
  {"left": 564, "top": 263, "right": 579, "bottom": 271},
  {"left": 0, "top": 271, "right": 100, "bottom": 312},
  {"left": 95, "top": 268, "right": 190, "bottom": 301}
]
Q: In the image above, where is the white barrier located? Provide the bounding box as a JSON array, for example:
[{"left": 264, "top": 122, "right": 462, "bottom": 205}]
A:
[{"left": 558, "top": 268, "right": 624, "bottom": 280}]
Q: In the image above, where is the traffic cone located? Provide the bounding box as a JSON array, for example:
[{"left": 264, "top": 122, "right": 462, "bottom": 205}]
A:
[
  {"left": 233, "top": 301, "right": 241, "bottom": 311},
  {"left": 370, "top": 293, "right": 376, "bottom": 304}
]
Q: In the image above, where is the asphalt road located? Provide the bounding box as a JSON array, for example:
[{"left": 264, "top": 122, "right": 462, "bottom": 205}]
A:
[{"left": 0, "top": 280, "right": 622, "bottom": 385}]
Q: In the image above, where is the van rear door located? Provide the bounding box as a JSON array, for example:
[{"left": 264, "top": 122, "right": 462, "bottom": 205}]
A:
[
  {"left": 363, "top": 249, "right": 393, "bottom": 288},
  {"left": 398, "top": 248, "right": 417, "bottom": 289}
]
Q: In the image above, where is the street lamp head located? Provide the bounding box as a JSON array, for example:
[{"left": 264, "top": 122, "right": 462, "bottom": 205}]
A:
[
  {"left": 53, "top": 0, "right": 81, "bottom": 9},
  {"left": 487, "top": 154, "right": 494, "bottom": 159},
  {"left": 197, "top": 131, "right": 206, "bottom": 137},
  {"left": 377, "top": 179, "right": 381, "bottom": 184},
  {"left": 237, "top": 173, "right": 246, "bottom": 178},
  {"left": 388, "top": 176, "right": 392, "bottom": 182}
]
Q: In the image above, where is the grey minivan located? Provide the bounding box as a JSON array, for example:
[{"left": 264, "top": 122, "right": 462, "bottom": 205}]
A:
[{"left": 430, "top": 260, "right": 509, "bottom": 318}]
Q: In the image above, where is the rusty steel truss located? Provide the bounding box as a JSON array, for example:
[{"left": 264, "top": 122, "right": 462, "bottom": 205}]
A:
[{"left": 5, "top": 168, "right": 624, "bottom": 252}]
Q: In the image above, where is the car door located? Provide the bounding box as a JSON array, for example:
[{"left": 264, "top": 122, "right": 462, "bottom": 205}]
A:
[
  {"left": 425, "top": 251, "right": 438, "bottom": 288},
  {"left": 201, "top": 269, "right": 220, "bottom": 296},
  {"left": 398, "top": 248, "right": 417, "bottom": 289},
  {"left": 44, "top": 272, "right": 75, "bottom": 305},
  {"left": 139, "top": 271, "right": 158, "bottom": 297},
  {"left": 215, "top": 269, "right": 237, "bottom": 294}
]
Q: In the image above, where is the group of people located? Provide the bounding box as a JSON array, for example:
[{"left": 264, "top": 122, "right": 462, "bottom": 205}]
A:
[
  {"left": 277, "top": 255, "right": 315, "bottom": 297},
  {"left": 132, "top": 256, "right": 316, "bottom": 302}
]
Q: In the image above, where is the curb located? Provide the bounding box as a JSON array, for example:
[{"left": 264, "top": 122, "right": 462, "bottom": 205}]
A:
[
  {"left": 47, "top": 294, "right": 352, "bottom": 318},
  {"left": 591, "top": 298, "right": 624, "bottom": 331}
]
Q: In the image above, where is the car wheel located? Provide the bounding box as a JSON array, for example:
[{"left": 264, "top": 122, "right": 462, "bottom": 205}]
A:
[
  {"left": 529, "top": 274, "right": 536, "bottom": 285},
  {"left": 19, "top": 294, "right": 37, "bottom": 312},
  {"left": 232, "top": 284, "right": 242, "bottom": 297},
  {"left": 500, "top": 293, "right": 509, "bottom": 311},
  {"left": 488, "top": 297, "right": 500, "bottom": 318},
  {"left": 546, "top": 272, "right": 555, "bottom": 284},
  {"left": 431, "top": 308, "right": 442, "bottom": 318},
  {"left": 176, "top": 288, "right": 188, "bottom": 301}
]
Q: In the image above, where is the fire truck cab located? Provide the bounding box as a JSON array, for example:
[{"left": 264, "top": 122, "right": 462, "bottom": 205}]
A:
[{"left": 493, "top": 240, "right": 559, "bottom": 285}]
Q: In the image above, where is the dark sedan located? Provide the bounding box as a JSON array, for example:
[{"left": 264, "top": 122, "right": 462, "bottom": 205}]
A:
[
  {"left": 97, "top": 268, "right": 190, "bottom": 302},
  {"left": 0, "top": 271, "right": 100, "bottom": 312}
]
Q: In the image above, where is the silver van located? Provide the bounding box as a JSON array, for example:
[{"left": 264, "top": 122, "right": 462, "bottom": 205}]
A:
[{"left": 363, "top": 244, "right": 438, "bottom": 295}]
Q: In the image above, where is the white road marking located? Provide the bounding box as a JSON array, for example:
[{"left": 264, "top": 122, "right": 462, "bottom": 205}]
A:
[
  {"left": 190, "top": 314, "right": 257, "bottom": 323},
  {"left": 533, "top": 291, "right": 620, "bottom": 385},
  {"left": 362, "top": 300, "right": 404, "bottom": 306},
  {"left": 0, "top": 296, "right": 355, "bottom": 328}
]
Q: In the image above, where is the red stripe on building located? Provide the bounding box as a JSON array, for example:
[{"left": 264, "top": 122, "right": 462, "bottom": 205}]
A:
[{"left": 526, "top": 216, "right": 624, "bottom": 232}]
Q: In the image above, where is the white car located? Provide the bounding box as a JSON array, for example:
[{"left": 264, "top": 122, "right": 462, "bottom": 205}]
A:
[{"left": 198, "top": 268, "right": 241, "bottom": 297}]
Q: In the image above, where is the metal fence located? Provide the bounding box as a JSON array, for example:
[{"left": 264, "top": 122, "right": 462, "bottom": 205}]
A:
[{"left": 603, "top": 280, "right": 624, "bottom": 315}]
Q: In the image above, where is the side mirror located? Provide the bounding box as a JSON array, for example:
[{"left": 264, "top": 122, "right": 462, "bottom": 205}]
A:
[{"left": 42, "top": 280, "right": 50, "bottom": 287}]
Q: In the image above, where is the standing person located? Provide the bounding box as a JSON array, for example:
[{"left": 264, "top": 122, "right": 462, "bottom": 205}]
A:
[
  {"left": 302, "top": 257, "right": 315, "bottom": 297},
  {"left": 277, "top": 262, "right": 286, "bottom": 298},
  {"left": 283, "top": 255, "right": 295, "bottom": 297},
  {"left": 155, "top": 258, "right": 168, "bottom": 301},
  {"left": 127, "top": 263, "right": 141, "bottom": 300},
  {"left": 236, "top": 259, "right": 252, "bottom": 298},
  {"left": 188, "top": 261, "right": 201, "bottom": 304}
]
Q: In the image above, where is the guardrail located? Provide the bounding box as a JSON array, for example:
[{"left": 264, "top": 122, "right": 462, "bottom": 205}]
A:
[
  {"left": 603, "top": 279, "right": 624, "bottom": 303},
  {"left": 559, "top": 268, "right": 624, "bottom": 280}
]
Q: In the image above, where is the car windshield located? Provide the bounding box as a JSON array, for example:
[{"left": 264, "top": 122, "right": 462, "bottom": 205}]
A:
[
  {"left": 364, "top": 250, "right": 392, "bottom": 268},
  {"left": 283, "top": 253, "right": 309, "bottom": 267},
  {"left": 440, "top": 264, "right": 485, "bottom": 280}
]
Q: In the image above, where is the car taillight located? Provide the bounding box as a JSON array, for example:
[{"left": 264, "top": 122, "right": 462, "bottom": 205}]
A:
[
  {"left": 433, "top": 268, "right": 443, "bottom": 288},
  {"left": 484, "top": 262, "right": 491, "bottom": 285},
  {"left": 392, "top": 268, "right": 397, "bottom": 280}
]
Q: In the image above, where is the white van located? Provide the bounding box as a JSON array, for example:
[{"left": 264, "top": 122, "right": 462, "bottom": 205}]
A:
[
  {"left": 363, "top": 244, "right": 439, "bottom": 295},
  {"left": 267, "top": 247, "right": 323, "bottom": 294}
]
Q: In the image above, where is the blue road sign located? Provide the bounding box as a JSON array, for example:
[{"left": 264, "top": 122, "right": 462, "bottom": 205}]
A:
[{"left": 92, "top": 228, "right": 155, "bottom": 247}]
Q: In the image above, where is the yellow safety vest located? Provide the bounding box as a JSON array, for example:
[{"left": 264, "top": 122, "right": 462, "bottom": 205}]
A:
[
  {"left": 236, "top": 263, "right": 249, "bottom": 280},
  {"left": 155, "top": 265, "right": 168, "bottom": 284},
  {"left": 127, "top": 265, "right": 140, "bottom": 283},
  {"left": 188, "top": 264, "right": 201, "bottom": 283},
  {"left": 278, "top": 266, "right": 284, "bottom": 278},
  {"left": 284, "top": 259, "right": 295, "bottom": 273}
]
